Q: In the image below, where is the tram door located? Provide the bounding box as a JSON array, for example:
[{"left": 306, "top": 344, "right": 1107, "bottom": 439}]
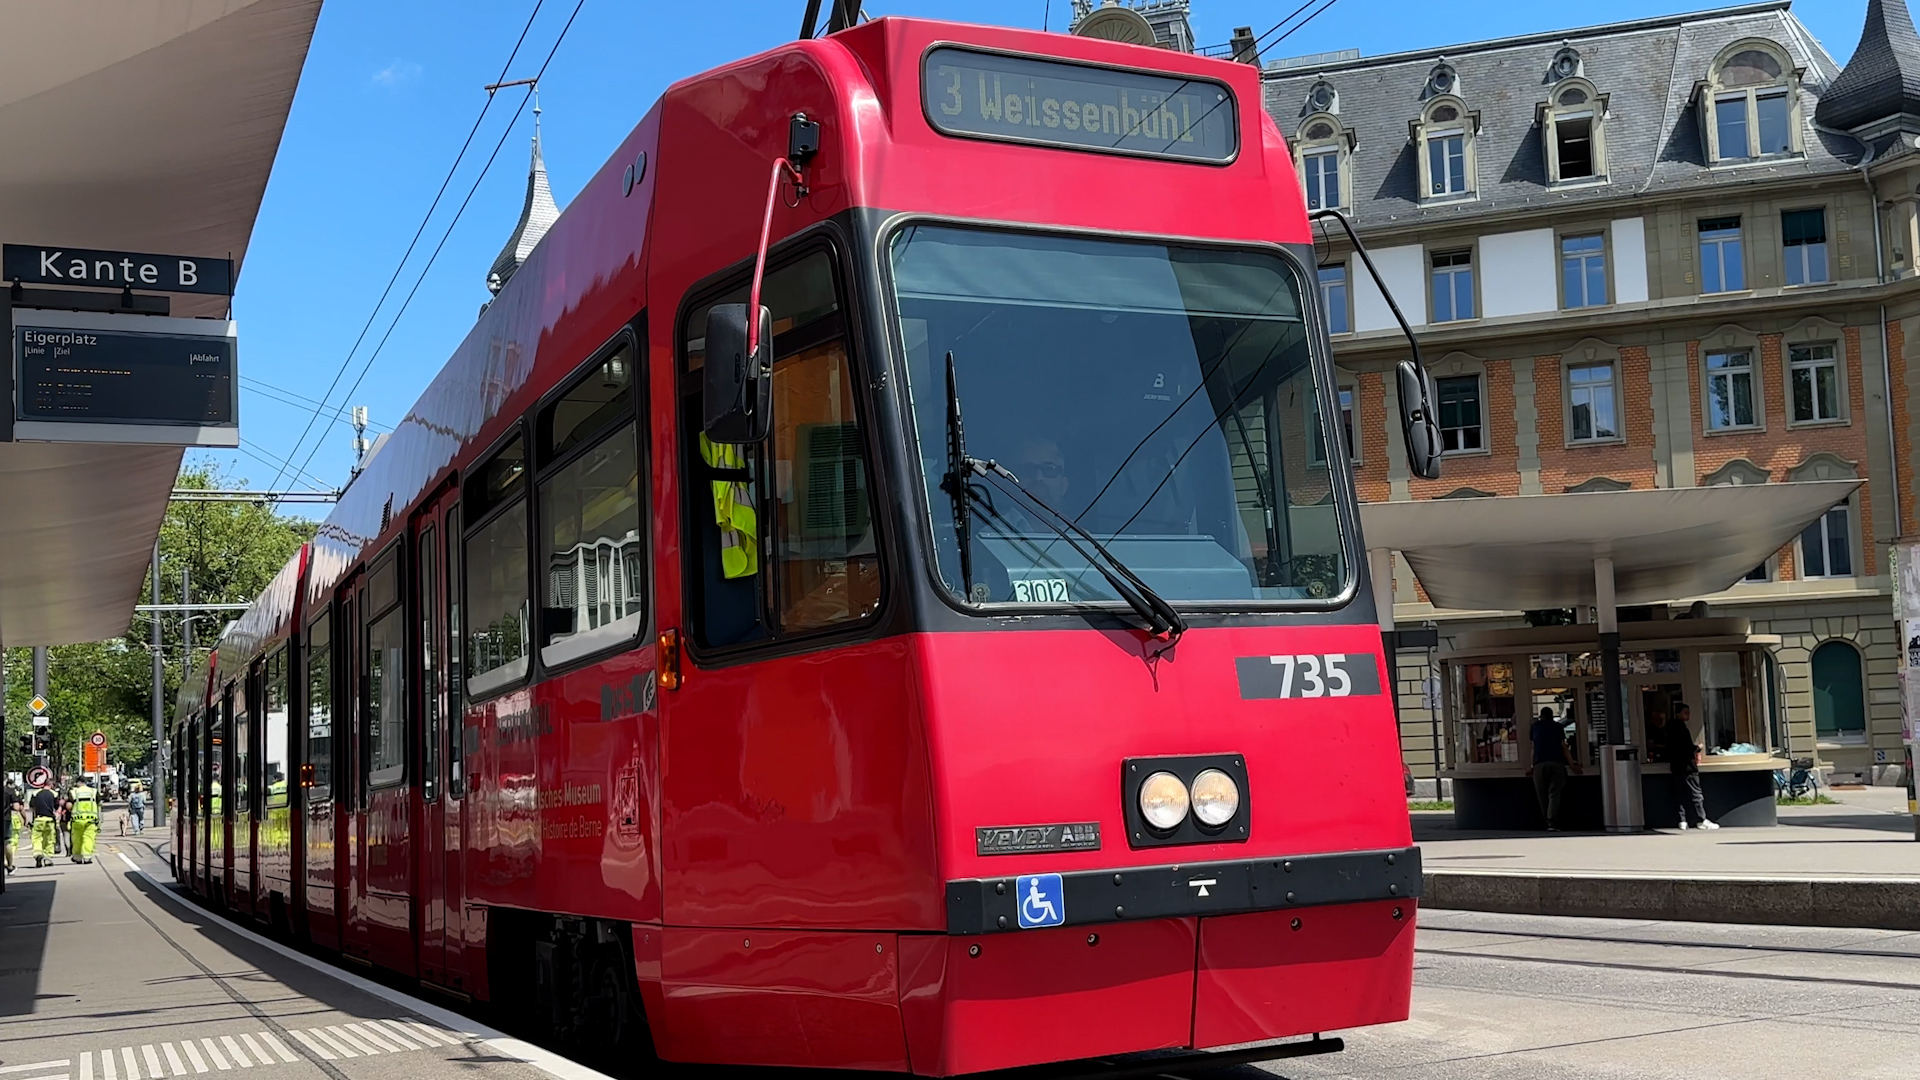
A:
[
  {"left": 414, "top": 491, "right": 464, "bottom": 987},
  {"left": 214, "top": 687, "right": 232, "bottom": 905},
  {"left": 302, "top": 603, "right": 341, "bottom": 949},
  {"left": 355, "top": 544, "right": 415, "bottom": 973}
]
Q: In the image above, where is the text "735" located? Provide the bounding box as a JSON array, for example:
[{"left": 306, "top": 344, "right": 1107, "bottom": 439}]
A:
[{"left": 1267, "top": 654, "right": 1356, "bottom": 697}]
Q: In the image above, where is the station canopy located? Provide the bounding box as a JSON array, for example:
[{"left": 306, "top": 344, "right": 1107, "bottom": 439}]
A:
[
  {"left": 1359, "top": 481, "right": 1863, "bottom": 611},
  {"left": 0, "top": 0, "right": 321, "bottom": 646}
]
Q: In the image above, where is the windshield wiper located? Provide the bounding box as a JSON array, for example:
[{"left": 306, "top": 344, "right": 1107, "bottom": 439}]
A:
[{"left": 941, "top": 353, "right": 1187, "bottom": 643}]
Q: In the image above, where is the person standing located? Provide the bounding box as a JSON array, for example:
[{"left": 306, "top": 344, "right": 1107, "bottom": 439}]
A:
[
  {"left": 128, "top": 784, "right": 147, "bottom": 836},
  {"left": 2, "top": 784, "right": 18, "bottom": 872},
  {"left": 67, "top": 779, "right": 98, "bottom": 864},
  {"left": 1527, "top": 706, "right": 1572, "bottom": 831},
  {"left": 1664, "top": 703, "right": 1717, "bottom": 830},
  {"left": 27, "top": 784, "right": 58, "bottom": 867}
]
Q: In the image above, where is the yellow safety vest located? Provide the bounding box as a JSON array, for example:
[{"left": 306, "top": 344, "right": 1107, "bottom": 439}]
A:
[
  {"left": 699, "top": 433, "right": 758, "bottom": 579},
  {"left": 70, "top": 786, "right": 97, "bottom": 823}
]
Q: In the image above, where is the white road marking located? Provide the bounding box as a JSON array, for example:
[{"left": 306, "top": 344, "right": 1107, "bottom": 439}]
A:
[
  {"left": 121, "top": 853, "right": 615, "bottom": 1080},
  {"left": 19, "top": 1073, "right": 67, "bottom": 1080},
  {"left": 79, "top": 1051, "right": 92, "bottom": 1080},
  {"left": 215, "top": 1039, "right": 248, "bottom": 1070},
  {"left": 140, "top": 1048, "right": 161, "bottom": 1079},
  {"left": 250, "top": 1036, "right": 296, "bottom": 1066},
  {"left": 366, "top": 1022, "right": 418, "bottom": 1050},
  {"left": 179, "top": 1043, "right": 206, "bottom": 1075},
  {"left": 299, "top": 1031, "right": 352, "bottom": 1060},
  {"left": 161, "top": 1045, "right": 185, "bottom": 1078},
  {"left": 344, "top": 1025, "right": 402, "bottom": 1054},
  {"left": 285, "top": 1033, "right": 332, "bottom": 1062},
  {"left": 323, "top": 1028, "right": 378, "bottom": 1056},
  {"left": 0, "top": 1065, "right": 70, "bottom": 1077},
  {"left": 397, "top": 1021, "right": 462, "bottom": 1048},
  {"left": 196, "top": 1040, "right": 228, "bottom": 1072},
  {"left": 100, "top": 1050, "right": 116, "bottom": 1080}
]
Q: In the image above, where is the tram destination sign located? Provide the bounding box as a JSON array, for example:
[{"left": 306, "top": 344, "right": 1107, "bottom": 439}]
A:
[
  {"left": 11, "top": 309, "right": 239, "bottom": 447},
  {"left": 922, "top": 46, "right": 1237, "bottom": 163},
  {"left": 3, "top": 244, "right": 233, "bottom": 295}
]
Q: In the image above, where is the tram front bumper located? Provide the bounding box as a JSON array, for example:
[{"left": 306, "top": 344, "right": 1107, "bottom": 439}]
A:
[{"left": 899, "top": 847, "right": 1421, "bottom": 1075}]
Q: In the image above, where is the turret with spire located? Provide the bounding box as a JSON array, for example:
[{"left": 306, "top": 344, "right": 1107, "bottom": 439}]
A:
[
  {"left": 488, "top": 90, "right": 562, "bottom": 296},
  {"left": 1815, "top": 0, "right": 1920, "bottom": 145}
]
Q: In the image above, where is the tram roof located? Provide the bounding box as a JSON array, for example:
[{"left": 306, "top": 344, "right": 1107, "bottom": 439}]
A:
[
  {"left": 0, "top": 0, "right": 321, "bottom": 647},
  {"left": 1358, "top": 480, "right": 1863, "bottom": 611}
]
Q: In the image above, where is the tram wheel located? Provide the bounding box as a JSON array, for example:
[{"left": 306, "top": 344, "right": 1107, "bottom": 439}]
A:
[{"left": 584, "top": 951, "right": 645, "bottom": 1055}]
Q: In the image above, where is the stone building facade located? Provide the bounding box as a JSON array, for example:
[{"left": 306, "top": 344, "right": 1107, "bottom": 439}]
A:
[{"left": 1263, "top": 0, "right": 1920, "bottom": 784}]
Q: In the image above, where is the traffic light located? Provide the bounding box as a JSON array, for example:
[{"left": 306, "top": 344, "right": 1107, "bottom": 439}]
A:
[{"left": 16, "top": 733, "right": 29, "bottom": 756}]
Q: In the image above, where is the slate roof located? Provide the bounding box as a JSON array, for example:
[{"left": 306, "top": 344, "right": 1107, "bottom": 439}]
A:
[
  {"left": 1814, "top": 0, "right": 1920, "bottom": 132},
  {"left": 488, "top": 122, "right": 561, "bottom": 296},
  {"left": 1263, "top": 2, "right": 1859, "bottom": 230}
]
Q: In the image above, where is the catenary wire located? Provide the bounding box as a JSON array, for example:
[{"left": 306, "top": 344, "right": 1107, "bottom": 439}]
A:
[
  {"left": 265, "top": 0, "right": 549, "bottom": 491},
  {"left": 241, "top": 379, "right": 393, "bottom": 433},
  {"left": 287, "top": 0, "right": 588, "bottom": 490}
]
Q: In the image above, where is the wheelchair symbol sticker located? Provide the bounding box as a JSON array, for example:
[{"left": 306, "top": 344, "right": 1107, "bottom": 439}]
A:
[{"left": 1016, "top": 873, "right": 1065, "bottom": 929}]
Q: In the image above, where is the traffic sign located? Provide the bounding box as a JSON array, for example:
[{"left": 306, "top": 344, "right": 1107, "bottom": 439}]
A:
[
  {"left": 28, "top": 696, "right": 47, "bottom": 714},
  {"left": 30, "top": 715, "right": 48, "bottom": 728},
  {"left": 26, "top": 766, "right": 50, "bottom": 789},
  {"left": 88, "top": 731, "right": 106, "bottom": 748}
]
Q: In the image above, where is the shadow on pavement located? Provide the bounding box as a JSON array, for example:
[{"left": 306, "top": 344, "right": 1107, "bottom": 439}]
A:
[{"left": 0, "top": 878, "right": 55, "bottom": 1017}]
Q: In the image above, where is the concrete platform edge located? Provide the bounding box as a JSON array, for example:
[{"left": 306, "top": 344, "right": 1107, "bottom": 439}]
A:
[
  {"left": 118, "top": 854, "right": 617, "bottom": 1080},
  {"left": 1425, "top": 870, "right": 1920, "bottom": 931}
]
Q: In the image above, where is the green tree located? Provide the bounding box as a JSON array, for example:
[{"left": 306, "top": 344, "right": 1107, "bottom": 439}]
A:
[{"left": 3, "top": 464, "right": 315, "bottom": 780}]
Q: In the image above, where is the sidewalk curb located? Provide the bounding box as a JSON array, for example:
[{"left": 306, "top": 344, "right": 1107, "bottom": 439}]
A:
[{"left": 1424, "top": 870, "right": 1920, "bottom": 931}]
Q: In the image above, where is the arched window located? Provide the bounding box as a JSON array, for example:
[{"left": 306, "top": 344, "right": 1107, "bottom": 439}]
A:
[
  {"left": 1541, "top": 77, "right": 1606, "bottom": 183},
  {"left": 1413, "top": 93, "right": 1477, "bottom": 200},
  {"left": 1703, "top": 41, "right": 1801, "bottom": 163},
  {"left": 1810, "top": 640, "right": 1865, "bottom": 738},
  {"left": 1295, "top": 110, "right": 1352, "bottom": 211}
]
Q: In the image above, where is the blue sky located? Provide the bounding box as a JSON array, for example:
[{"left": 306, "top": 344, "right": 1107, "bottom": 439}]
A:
[{"left": 216, "top": 0, "right": 1875, "bottom": 500}]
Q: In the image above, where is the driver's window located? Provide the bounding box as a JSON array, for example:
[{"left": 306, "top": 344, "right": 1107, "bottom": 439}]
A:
[{"left": 680, "top": 249, "right": 881, "bottom": 650}]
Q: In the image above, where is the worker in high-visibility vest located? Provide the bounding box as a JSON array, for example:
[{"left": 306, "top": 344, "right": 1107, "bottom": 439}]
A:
[
  {"left": 68, "top": 781, "right": 99, "bottom": 863},
  {"left": 27, "top": 785, "right": 58, "bottom": 868},
  {"left": 699, "top": 433, "right": 758, "bottom": 579}
]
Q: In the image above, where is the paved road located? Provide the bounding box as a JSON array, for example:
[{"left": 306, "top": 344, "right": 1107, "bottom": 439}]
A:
[{"left": 1256, "top": 908, "right": 1920, "bottom": 1080}]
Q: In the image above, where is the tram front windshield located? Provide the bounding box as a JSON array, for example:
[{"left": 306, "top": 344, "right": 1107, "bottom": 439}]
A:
[{"left": 891, "top": 225, "right": 1349, "bottom": 607}]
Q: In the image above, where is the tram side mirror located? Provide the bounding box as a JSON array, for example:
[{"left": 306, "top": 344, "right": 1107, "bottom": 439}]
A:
[
  {"left": 1396, "top": 360, "right": 1442, "bottom": 481},
  {"left": 702, "top": 303, "right": 774, "bottom": 443}
]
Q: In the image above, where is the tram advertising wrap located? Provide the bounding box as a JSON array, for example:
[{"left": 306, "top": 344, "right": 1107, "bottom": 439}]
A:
[{"left": 923, "top": 46, "right": 1237, "bottom": 161}]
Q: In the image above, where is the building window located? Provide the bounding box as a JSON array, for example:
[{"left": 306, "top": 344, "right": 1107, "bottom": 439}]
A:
[
  {"left": 1799, "top": 504, "right": 1852, "bottom": 578},
  {"left": 1706, "top": 45, "right": 1799, "bottom": 163},
  {"left": 1783, "top": 209, "right": 1829, "bottom": 286},
  {"left": 1414, "top": 94, "right": 1476, "bottom": 200},
  {"left": 1319, "top": 264, "right": 1350, "bottom": 335},
  {"left": 1811, "top": 639, "right": 1866, "bottom": 737},
  {"left": 1705, "top": 350, "right": 1758, "bottom": 430},
  {"left": 1744, "top": 561, "right": 1769, "bottom": 582},
  {"left": 1296, "top": 114, "right": 1350, "bottom": 212},
  {"left": 1543, "top": 80, "right": 1606, "bottom": 183},
  {"left": 1789, "top": 342, "right": 1841, "bottom": 423},
  {"left": 1561, "top": 234, "right": 1607, "bottom": 308},
  {"left": 1430, "top": 249, "right": 1474, "bottom": 322},
  {"left": 1699, "top": 216, "right": 1745, "bottom": 293},
  {"left": 1568, "top": 363, "right": 1618, "bottom": 443},
  {"left": 1339, "top": 386, "right": 1357, "bottom": 462},
  {"left": 1436, "top": 374, "right": 1483, "bottom": 452}
]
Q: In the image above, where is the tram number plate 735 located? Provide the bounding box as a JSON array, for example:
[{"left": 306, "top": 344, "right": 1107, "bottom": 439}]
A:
[{"left": 1235, "top": 653, "right": 1382, "bottom": 699}]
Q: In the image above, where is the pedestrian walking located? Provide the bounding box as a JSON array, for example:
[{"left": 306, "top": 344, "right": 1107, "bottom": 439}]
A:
[
  {"left": 128, "top": 784, "right": 147, "bottom": 836},
  {"left": 1656, "top": 703, "right": 1717, "bottom": 830},
  {"left": 27, "top": 784, "right": 58, "bottom": 867},
  {"left": 3, "top": 784, "right": 19, "bottom": 872},
  {"left": 1527, "top": 705, "right": 1573, "bottom": 830}
]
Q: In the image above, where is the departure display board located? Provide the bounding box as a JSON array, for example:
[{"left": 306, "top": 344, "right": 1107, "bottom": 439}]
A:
[
  {"left": 922, "top": 46, "right": 1237, "bottom": 163},
  {"left": 11, "top": 310, "right": 238, "bottom": 446}
]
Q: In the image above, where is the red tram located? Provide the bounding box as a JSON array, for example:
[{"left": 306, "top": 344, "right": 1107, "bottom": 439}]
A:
[{"left": 173, "top": 14, "right": 1441, "bottom": 1075}]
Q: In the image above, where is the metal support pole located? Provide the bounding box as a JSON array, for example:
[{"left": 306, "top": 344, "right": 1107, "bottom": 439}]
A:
[
  {"left": 150, "top": 542, "right": 166, "bottom": 828},
  {"left": 32, "top": 647, "right": 47, "bottom": 771},
  {"left": 1595, "top": 558, "right": 1641, "bottom": 832}
]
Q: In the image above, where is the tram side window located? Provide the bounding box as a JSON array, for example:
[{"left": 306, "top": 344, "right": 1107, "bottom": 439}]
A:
[
  {"left": 231, "top": 684, "right": 250, "bottom": 817},
  {"left": 306, "top": 609, "right": 332, "bottom": 798},
  {"left": 446, "top": 510, "right": 466, "bottom": 797},
  {"left": 465, "top": 436, "right": 531, "bottom": 696},
  {"left": 537, "top": 338, "right": 644, "bottom": 667},
  {"left": 680, "top": 250, "right": 881, "bottom": 649},
  {"left": 264, "top": 647, "right": 290, "bottom": 809},
  {"left": 209, "top": 703, "right": 226, "bottom": 818},
  {"left": 365, "top": 546, "right": 407, "bottom": 789}
]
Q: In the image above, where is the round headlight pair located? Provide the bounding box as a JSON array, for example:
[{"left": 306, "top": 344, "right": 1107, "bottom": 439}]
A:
[{"left": 1138, "top": 769, "right": 1241, "bottom": 830}]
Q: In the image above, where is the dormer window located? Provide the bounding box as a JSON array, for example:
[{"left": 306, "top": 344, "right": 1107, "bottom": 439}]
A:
[
  {"left": 1541, "top": 79, "right": 1607, "bottom": 183},
  {"left": 1295, "top": 111, "right": 1353, "bottom": 212},
  {"left": 1413, "top": 96, "right": 1477, "bottom": 200},
  {"left": 1703, "top": 42, "right": 1802, "bottom": 163}
]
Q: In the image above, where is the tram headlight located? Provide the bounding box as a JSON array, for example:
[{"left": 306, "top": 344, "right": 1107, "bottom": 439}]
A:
[
  {"left": 1138, "top": 770, "right": 1190, "bottom": 830},
  {"left": 1189, "top": 768, "right": 1240, "bottom": 827}
]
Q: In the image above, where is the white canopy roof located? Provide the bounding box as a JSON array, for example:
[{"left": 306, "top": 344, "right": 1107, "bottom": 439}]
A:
[
  {"left": 1358, "top": 481, "right": 1864, "bottom": 611},
  {"left": 0, "top": 0, "right": 321, "bottom": 645}
]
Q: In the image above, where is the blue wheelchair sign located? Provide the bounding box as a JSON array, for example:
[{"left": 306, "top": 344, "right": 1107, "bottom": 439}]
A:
[{"left": 1015, "top": 873, "right": 1065, "bottom": 929}]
